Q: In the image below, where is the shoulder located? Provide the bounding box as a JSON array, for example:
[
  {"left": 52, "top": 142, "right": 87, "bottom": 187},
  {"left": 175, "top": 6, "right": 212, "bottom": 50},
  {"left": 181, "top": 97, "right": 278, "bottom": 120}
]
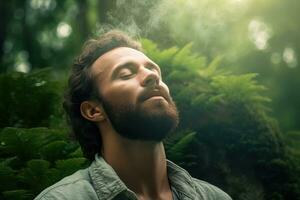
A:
[
  {"left": 34, "top": 169, "right": 98, "bottom": 200},
  {"left": 192, "top": 178, "right": 232, "bottom": 200}
]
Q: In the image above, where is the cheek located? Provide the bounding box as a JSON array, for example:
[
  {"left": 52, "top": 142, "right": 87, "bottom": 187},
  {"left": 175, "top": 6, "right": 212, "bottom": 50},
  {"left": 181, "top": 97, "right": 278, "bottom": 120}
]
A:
[{"left": 101, "top": 81, "right": 140, "bottom": 105}]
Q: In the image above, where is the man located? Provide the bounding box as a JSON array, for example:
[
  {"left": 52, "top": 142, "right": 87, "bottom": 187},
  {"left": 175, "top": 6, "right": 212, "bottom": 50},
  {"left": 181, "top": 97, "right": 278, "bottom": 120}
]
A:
[{"left": 35, "top": 30, "right": 232, "bottom": 200}]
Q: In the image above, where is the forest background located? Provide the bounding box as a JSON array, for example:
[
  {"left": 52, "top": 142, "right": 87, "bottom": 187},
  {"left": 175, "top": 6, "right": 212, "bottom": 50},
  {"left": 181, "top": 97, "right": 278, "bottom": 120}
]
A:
[{"left": 0, "top": 0, "right": 300, "bottom": 199}]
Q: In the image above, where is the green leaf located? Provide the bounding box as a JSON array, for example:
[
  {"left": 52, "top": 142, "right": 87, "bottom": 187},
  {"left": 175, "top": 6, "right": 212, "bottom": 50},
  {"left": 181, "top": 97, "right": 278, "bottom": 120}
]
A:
[
  {"left": 168, "top": 132, "right": 197, "bottom": 160},
  {"left": 19, "top": 159, "right": 60, "bottom": 193},
  {"left": 40, "top": 140, "right": 70, "bottom": 162},
  {"left": 2, "top": 189, "right": 34, "bottom": 200},
  {"left": 55, "top": 158, "right": 88, "bottom": 177}
]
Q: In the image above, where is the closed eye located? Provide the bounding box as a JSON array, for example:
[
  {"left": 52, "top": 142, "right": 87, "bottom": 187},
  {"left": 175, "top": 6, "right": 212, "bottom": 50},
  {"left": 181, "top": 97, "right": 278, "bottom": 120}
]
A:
[{"left": 118, "top": 68, "right": 135, "bottom": 79}]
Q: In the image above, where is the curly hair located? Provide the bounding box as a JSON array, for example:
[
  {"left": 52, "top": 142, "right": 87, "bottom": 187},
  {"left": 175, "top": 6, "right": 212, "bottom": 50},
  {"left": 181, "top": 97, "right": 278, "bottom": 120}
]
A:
[{"left": 63, "top": 30, "right": 142, "bottom": 161}]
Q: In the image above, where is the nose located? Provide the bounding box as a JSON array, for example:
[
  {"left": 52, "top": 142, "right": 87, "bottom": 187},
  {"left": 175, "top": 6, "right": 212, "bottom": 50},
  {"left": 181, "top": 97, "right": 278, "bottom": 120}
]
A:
[{"left": 141, "top": 68, "right": 160, "bottom": 87}]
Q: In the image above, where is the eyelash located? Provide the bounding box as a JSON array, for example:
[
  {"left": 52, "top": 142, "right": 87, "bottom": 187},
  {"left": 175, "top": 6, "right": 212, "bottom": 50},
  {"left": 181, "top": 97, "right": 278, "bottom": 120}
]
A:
[{"left": 119, "top": 68, "right": 134, "bottom": 78}]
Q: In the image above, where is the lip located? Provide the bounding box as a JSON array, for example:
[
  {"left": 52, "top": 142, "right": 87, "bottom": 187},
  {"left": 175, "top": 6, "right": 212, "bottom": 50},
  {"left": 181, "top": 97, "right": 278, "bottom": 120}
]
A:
[
  {"left": 146, "top": 96, "right": 165, "bottom": 100},
  {"left": 141, "top": 89, "right": 169, "bottom": 102}
]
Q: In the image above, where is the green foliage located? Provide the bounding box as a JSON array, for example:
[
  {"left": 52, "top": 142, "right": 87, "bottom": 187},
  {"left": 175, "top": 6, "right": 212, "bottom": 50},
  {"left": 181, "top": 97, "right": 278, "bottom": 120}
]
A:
[
  {"left": 284, "top": 131, "right": 300, "bottom": 154},
  {"left": 0, "top": 69, "right": 65, "bottom": 128},
  {"left": 19, "top": 159, "right": 59, "bottom": 193},
  {"left": 284, "top": 131, "right": 300, "bottom": 172},
  {"left": 0, "top": 1, "right": 299, "bottom": 199},
  {"left": 55, "top": 158, "right": 87, "bottom": 178},
  {"left": 0, "top": 160, "right": 18, "bottom": 192},
  {"left": 168, "top": 132, "right": 197, "bottom": 158},
  {"left": 0, "top": 39, "right": 299, "bottom": 200},
  {"left": 166, "top": 132, "right": 198, "bottom": 167},
  {"left": 0, "top": 127, "right": 88, "bottom": 199},
  {"left": 0, "top": 128, "right": 65, "bottom": 161},
  {"left": 210, "top": 74, "right": 271, "bottom": 107},
  {"left": 2, "top": 190, "right": 34, "bottom": 200}
]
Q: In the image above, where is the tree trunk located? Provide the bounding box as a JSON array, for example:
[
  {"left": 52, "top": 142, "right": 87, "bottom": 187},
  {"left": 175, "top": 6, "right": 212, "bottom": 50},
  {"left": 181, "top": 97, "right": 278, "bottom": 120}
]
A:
[
  {"left": 21, "top": 0, "right": 40, "bottom": 69},
  {"left": 76, "top": 0, "right": 90, "bottom": 42},
  {"left": 0, "top": 1, "right": 12, "bottom": 73}
]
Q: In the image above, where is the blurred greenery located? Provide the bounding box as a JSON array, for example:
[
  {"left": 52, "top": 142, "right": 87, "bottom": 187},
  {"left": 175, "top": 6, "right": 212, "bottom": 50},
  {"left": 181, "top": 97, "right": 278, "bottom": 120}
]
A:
[
  {"left": 1, "top": 0, "right": 299, "bottom": 131},
  {"left": 0, "top": 0, "right": 300, "bottom": 200}
]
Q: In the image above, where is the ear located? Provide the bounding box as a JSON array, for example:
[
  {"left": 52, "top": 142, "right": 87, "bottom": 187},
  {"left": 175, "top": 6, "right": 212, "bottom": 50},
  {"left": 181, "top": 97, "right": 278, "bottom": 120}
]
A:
[{"left": 80, "top": 101, "right": 105, "bottom": 122}]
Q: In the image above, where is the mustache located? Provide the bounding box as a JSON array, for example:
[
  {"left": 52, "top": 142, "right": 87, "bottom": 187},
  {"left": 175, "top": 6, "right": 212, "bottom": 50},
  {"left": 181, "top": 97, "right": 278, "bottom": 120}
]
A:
[{"left": 138, "top": 85, "right": 172, "bottom": 103}]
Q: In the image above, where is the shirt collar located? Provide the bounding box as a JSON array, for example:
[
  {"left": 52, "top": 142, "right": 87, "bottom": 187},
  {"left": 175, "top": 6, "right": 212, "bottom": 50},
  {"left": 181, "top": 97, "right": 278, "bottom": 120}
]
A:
[
  {"left": 89, "top": 155, "right": 131, "bottom": 200},
  {"left": 166, "top": 160, "right": 196, "bottom": 199},
  {"left": 89, "top": 155, "right": 196, "bottom": 200}
]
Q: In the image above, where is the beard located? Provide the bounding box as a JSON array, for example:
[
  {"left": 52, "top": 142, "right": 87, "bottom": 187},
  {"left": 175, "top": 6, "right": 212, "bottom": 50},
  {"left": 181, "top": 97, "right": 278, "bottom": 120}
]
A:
[{"left": 101, "top": 95, "right": 179, "bottom": 142}]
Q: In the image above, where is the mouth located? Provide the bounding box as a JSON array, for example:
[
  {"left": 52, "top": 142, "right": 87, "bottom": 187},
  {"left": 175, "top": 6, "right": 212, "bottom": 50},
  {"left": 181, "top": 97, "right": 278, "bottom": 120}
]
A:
[
  {"left": 140, "top": 88, "right": 170, "bottom": 102},
  {"left": 146, "top": 96, "right": 165, "bottom": 101}
]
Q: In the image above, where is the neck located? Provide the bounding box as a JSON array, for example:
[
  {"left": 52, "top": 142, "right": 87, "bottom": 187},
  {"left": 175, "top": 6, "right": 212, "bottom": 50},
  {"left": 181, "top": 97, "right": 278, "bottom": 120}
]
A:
[{"left": 101, "top": 130, "right": 172, "bottom": 200}]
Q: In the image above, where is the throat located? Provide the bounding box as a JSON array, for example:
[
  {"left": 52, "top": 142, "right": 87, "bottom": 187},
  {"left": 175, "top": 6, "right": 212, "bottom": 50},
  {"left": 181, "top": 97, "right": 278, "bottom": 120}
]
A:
[{"left": 102, "top": 139, "right": 171, "bottom": 198}]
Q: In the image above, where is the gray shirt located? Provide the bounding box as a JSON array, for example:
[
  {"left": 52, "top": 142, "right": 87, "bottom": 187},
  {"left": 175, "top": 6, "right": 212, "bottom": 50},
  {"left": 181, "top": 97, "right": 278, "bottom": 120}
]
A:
[
  {"left": 171, "top": 185, "right": 180, "bottom": 200},
  {"left": 35, "top": 155, "right": 232, "bottom": 200}
]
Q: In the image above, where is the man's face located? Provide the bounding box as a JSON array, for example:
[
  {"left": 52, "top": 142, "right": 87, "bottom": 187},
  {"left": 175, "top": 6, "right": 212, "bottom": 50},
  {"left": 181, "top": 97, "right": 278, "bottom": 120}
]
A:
[{"left": 91, "top": 47, "right": 179, "bottom": 141}]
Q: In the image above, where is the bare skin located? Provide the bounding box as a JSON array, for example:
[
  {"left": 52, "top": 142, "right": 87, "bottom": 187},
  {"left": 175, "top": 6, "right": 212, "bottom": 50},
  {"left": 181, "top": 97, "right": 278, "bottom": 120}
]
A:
[
  {"left": 80, "top": 47, "right": 174, "bottom": 200},
  {"left": 100, "top": 123, "right": 173, "bottom": 200}
]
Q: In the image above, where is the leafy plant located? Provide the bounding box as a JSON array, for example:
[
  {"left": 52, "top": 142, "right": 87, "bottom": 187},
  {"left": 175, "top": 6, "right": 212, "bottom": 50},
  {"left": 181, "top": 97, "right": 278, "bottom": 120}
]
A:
[
  {"left": 0, "top": 69, "right": 65, "bottom": 129},
  {"left": 0, "top": 128, "right": 88, "bottom": 199},
  {"left": 0, "top": 40, "right": 299, "bottom": 200}
]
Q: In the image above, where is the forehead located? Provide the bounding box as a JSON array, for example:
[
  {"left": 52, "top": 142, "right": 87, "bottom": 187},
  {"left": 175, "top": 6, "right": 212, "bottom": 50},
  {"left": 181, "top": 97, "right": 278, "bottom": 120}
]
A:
[{"left": 90, "top": 47, "right": 153, "bottom": 78}]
